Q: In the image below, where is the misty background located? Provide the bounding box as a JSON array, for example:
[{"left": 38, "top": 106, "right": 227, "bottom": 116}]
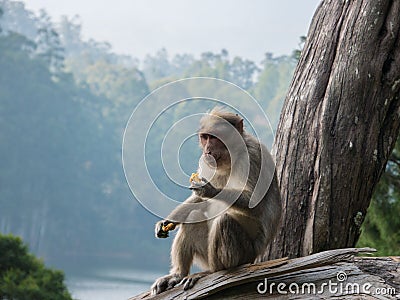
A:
[
  {"left": 23, "top": 0, "right": 320, "bottom": 62},
  {"left": 1, "top": 0, "right": 398, "bottom": 299}
]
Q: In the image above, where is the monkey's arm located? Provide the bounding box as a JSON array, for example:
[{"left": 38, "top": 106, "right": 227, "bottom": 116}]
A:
[
  {"left": 166, "top": 194, "right": 205, "bottom": 222},
  {"left": 155, "top": 195, "right": 205, "bottom": 239},
  {"left": 191, "top": 181, "right": 254, "bottom": 209},
  {"left": 214, "top": 188, "right": 254, "bottom": 209}
]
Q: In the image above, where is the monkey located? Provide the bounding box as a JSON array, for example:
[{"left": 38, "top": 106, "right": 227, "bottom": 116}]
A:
[{"left": 151, "top": 107, "right": 282, "bottom": 295}]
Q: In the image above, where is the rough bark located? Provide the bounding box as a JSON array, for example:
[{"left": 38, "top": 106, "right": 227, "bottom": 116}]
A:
[
  {"left": 267, "top": 0, "right": 400, "bottom": 259},
  {"left": 130, "top": 249, "right": 400, "bottom": 299}
]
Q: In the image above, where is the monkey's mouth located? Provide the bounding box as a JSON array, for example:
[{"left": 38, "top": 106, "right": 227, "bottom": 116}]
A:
[{"left": 203, "top": 153, "right": 219, "bottom": 167}]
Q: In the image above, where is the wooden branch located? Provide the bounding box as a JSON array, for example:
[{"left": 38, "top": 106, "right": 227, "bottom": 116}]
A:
[{"left": 129, "top": 248, "right": 399, "bottom": 299}]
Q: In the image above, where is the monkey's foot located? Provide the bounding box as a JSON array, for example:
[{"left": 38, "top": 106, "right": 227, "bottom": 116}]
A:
[
  {"left": 151, "top": 273, "right": 182, "bottom": 295},
  {"left": 180, "top": 271, "right": 211, "bottom": 290}
]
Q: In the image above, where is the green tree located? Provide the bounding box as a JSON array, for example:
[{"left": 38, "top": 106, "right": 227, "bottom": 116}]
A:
[
  {"left": 0, "top": 6, "right": 3, "bottom": 33},
  {"left": 292, "top": 36, "right": 307, "bottom": 61},
  {"left": 143, "top": 48, "right": 172, "bottom": 82},
  {"left": 184, "top": 50, "right": 231, "bottom": 80},
  {"left": 229, "top": 56, "right": 259, "bottom": 90},
  {"left": 0, "top": 234, "right": 72, "bottom": 300},
  {"left": 357, "top": 138, "right": 400, "bottom": 255},
  {"left": 0, "top": 20, "right": 161, "bottom": 270},
  {"left": 253, "top": 53, "right": 295, "bottom": 127},
  {"left": 0, "top": 0, "right": 38, "bottom": 39},
  {"left": 35, "top": 9, "right": 64, "bottom": 74}
]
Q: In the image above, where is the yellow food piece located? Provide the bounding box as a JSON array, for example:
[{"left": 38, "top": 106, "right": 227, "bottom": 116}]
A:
[
  {"left": 190, "top": 173, "right": 201, "bottom": 183},
  {"left": 162, "top": 223, "right": 176, "bottom": 232}
]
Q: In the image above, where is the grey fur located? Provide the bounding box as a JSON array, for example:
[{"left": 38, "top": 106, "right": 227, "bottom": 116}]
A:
[{"left": 151, "top": 109, "right": 282, "bottom": 295}]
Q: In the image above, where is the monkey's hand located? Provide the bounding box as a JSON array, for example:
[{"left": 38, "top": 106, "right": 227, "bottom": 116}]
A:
[
  {"left": 155, "top": 220, "right": 176, "bottom": 239},
  {"left": 190, "top": 178, "right": 219, "bottom": 198},
  {"left": 151, "top": 273, "right": 183, "bottom": 295}
]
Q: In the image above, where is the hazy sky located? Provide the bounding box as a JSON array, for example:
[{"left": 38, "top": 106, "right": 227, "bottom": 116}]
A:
[{"left": 24, "top": 0, "right": 321, "bottom": 63}]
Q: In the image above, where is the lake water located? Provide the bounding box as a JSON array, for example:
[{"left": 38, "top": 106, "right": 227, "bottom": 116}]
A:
[{"left": 66, "top": 268, "right": 163, "bottom": 300}]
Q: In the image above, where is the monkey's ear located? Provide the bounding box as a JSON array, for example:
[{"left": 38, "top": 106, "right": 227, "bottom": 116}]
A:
[{"left": 235, "top": 119, "right": 244, "bottom": 134}]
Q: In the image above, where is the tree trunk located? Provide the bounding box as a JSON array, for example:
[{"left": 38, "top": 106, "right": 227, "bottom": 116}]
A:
[{"left": 267, "top": 0, "right": 400, "bottom": 259}]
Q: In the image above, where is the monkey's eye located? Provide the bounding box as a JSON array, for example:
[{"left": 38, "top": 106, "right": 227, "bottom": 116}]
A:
[{"left": 200, "top": 133, "right": 217, "bottom": 140}]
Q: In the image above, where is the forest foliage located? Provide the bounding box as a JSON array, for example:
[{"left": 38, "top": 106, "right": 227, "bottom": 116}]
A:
[
  {"left": 0, "top": 234, "right": 72, "bottom": 300},
  {"left": 0, "top": 0, "right": 398, "bottom": 278}
]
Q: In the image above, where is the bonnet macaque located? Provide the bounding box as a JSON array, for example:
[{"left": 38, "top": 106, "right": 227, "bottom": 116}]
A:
[{"left": 151, "top": 108, "right": 282, "bottom": 294}]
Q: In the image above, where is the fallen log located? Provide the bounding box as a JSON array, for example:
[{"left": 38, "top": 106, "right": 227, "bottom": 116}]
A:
[{"left": 129, "top": 248, "right": 399, "bottom": 299}]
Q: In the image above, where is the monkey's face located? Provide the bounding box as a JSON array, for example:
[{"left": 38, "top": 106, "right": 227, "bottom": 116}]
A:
[{"left": 199, "top": 133, "right": 231, "bottom": 168}]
